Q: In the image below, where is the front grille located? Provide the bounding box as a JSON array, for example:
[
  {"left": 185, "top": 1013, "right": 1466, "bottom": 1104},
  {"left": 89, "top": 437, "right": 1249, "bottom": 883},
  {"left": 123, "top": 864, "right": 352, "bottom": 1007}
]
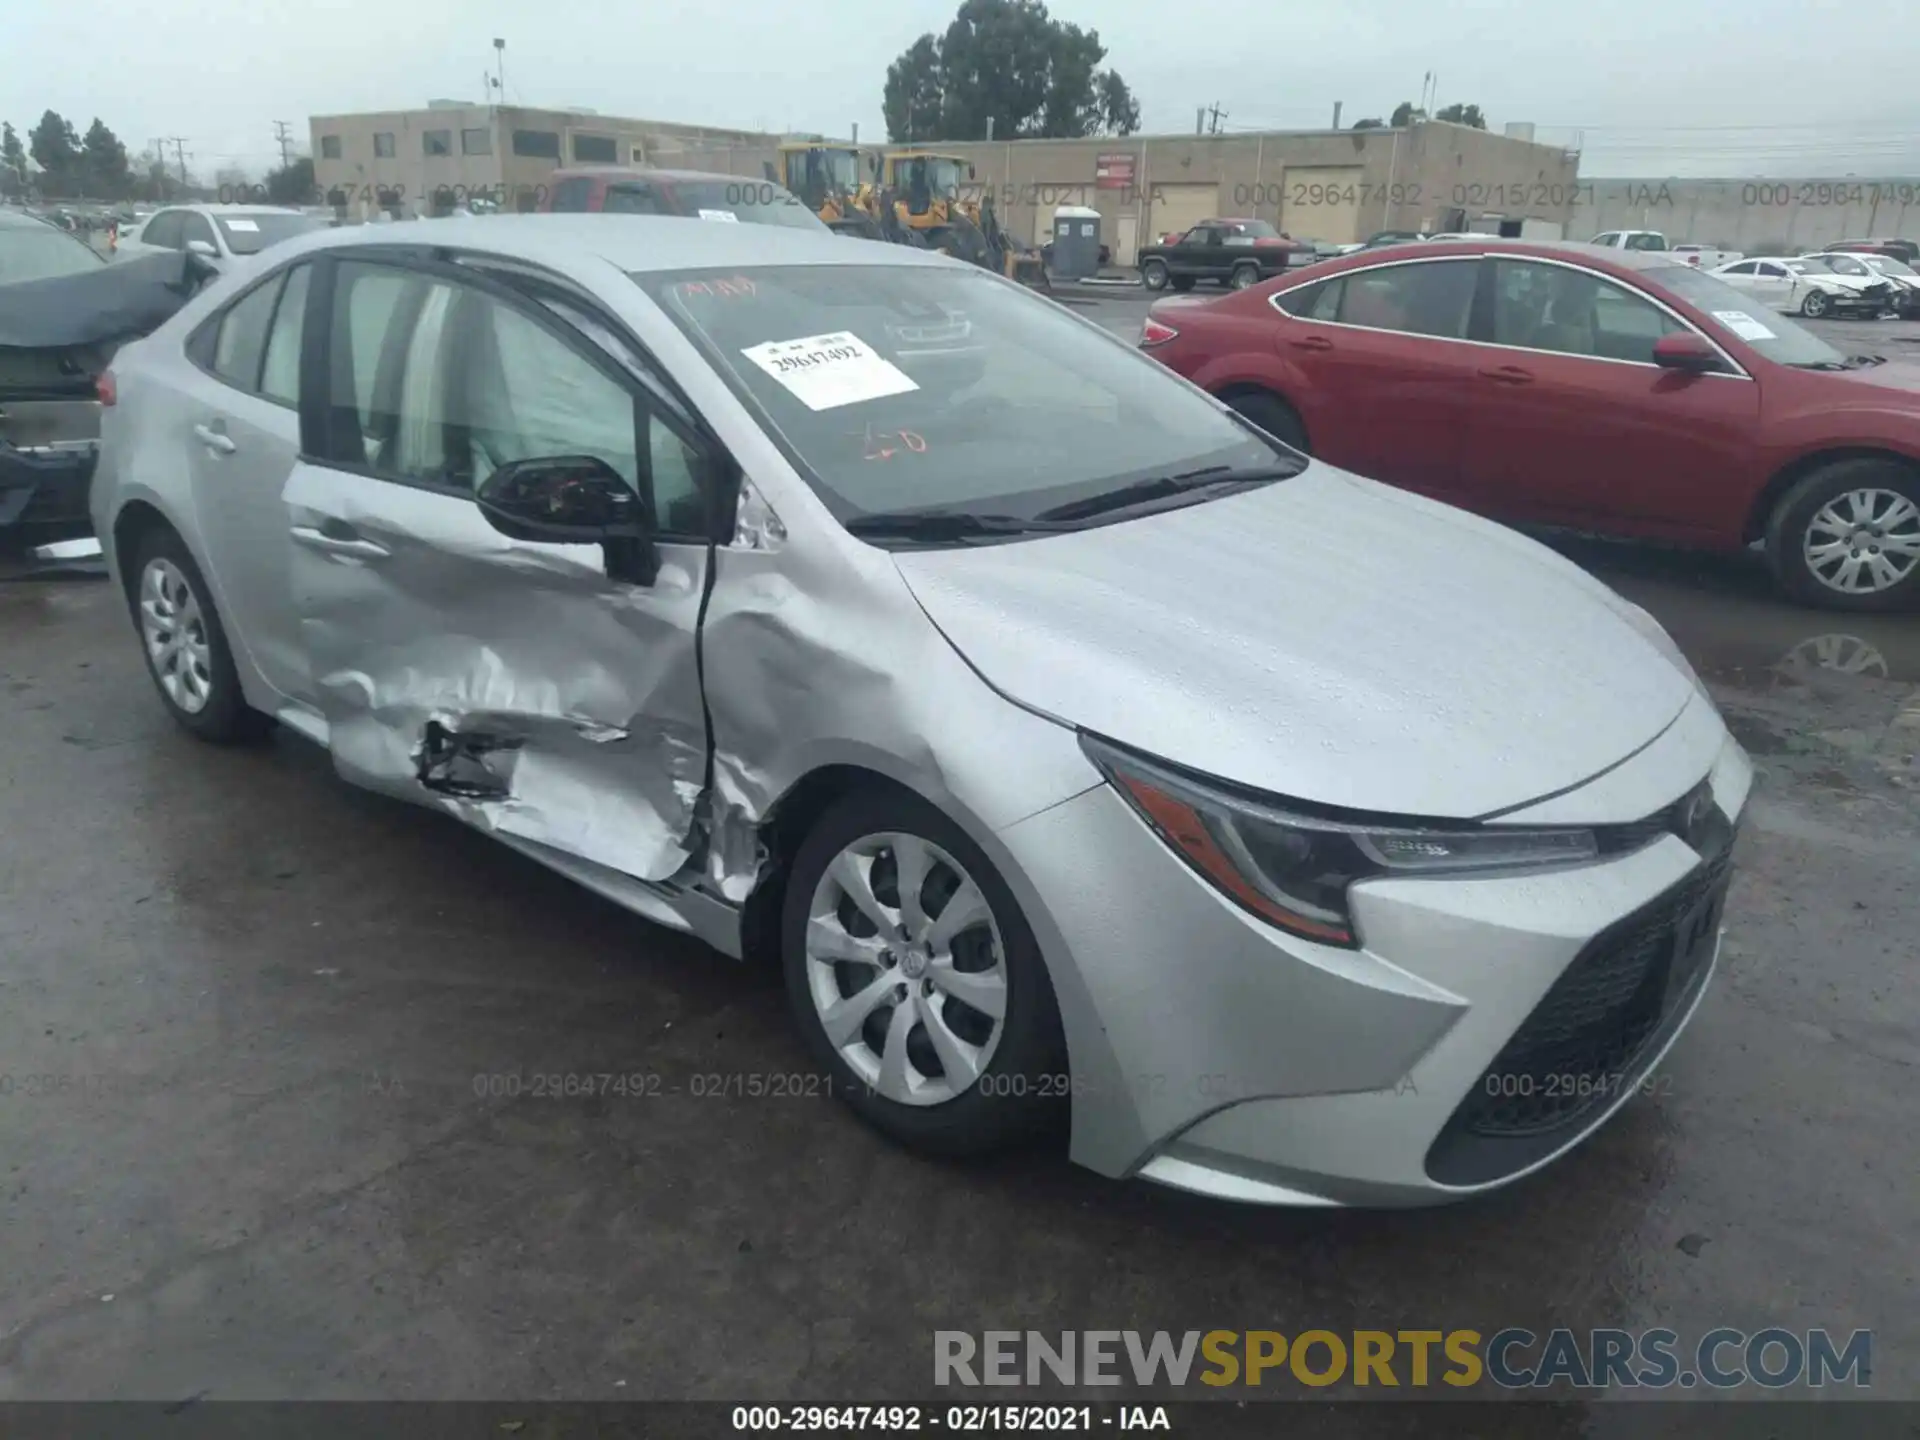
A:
[{"left": 1462, "top": 850, "right": 1729, "bottom": 1141}]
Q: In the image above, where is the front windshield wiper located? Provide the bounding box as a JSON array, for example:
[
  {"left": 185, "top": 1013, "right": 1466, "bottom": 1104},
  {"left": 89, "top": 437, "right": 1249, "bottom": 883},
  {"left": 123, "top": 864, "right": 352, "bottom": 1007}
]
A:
[
  {"left": 844, "top": 509, "right": 1079, "bottom": 543},
  {"left": 1790, "top": 354, "right": 1887, "bottom": 371},
  {"left": 1034, "top": 461, "right": 1304, "bottom": 523}
]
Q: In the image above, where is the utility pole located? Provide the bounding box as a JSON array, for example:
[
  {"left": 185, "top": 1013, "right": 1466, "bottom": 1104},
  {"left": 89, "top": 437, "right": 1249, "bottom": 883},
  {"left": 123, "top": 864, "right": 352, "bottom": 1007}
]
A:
[
  {"left": 1195, "top": 107, "right": 1205, "bottom": 136},
  {"left": 165, "top": 137, "right": 190, "bottom": 188},
  {"left": 493, "top": 38, "right": 507, "bottom": 108},
  {"left": 1205, "top": 103, "right": 1226, "bottom": 136},
  {"left": 1331, "top": 101, "right": 1342, "bottom": 129},
  {"left": 272, "top": 120, "right": 293, "bottom": 169}
]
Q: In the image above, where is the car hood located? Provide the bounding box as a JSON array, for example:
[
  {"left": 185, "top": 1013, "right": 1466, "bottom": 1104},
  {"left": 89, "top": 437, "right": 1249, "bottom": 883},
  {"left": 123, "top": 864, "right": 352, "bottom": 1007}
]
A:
[
  {"left": 1801, "top": 273, "right": 1880, "bottom": 292},
  {"left": 892, "top": 466, "right": 1694, "bottom": 819}
]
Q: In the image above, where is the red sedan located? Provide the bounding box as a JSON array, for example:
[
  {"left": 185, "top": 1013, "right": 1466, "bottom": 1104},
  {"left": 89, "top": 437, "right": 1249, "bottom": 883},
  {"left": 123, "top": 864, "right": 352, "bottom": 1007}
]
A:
[{"left": 1138, "top": 239, "right": 1920, "bottom": 610}]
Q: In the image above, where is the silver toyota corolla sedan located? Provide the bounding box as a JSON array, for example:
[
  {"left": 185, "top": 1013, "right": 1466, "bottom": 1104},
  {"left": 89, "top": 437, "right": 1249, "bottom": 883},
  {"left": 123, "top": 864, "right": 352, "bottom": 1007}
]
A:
[{"left": 90, "top": 214, "right": 1752, "bottom": 1207}]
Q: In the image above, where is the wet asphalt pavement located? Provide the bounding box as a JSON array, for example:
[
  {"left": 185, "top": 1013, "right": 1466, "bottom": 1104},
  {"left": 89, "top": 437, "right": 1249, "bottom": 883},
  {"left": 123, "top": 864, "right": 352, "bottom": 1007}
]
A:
[{"left": 1, "top": 310, "right": 1916, "bottom": 1420}]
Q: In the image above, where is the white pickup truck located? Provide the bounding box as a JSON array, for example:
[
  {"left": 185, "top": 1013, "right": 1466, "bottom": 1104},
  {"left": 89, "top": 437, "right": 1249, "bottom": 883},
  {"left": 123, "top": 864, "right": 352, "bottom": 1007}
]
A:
[
  {"left": 1670, "top": 243, "right": 1743, "bottom": 269},
  {"left": 1587, "top": 229, "right": 1670, "bottom": 253}
]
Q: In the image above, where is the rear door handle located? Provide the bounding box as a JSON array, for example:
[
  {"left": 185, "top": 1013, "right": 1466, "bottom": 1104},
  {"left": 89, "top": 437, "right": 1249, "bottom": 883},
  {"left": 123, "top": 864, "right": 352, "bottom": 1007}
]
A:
[
  {"left": 1291, "top": 334, "right": 1334, "bottom": 352},
  {"left": 290, "top": 525, "right": 390, "bottom": 561},
  {"left": 1478, "top": 365, "right": 1534, "bottom": 384},
  {"left": 193, "top": 422, "right": 236, "bottom": 455}
]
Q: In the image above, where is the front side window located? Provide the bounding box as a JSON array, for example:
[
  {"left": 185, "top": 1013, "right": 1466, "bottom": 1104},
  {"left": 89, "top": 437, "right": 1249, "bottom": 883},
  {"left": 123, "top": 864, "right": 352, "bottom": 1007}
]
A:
[
  {"left": 1720, "top": 261, "right": 1757, "bottom": 275},
  {"left": 180, "top": 212, "right": 218, "bottom": 253},
  {"left": 211, "top": 271, "right": 286, "bottom": 390},
  {"left": 548, "top": 177, "right": 596, "bottom": 212},
  {"left": 572, "top": 133, "right": 618, "bottom": 163},
  {"left": 320, "top": 135, "right": 342, "bottom": 160},
  {"left": 423, "top": 130, "right": 452, "bottom": 157},
  {"left": 635, "top": 263, "right": 1287, "bottom": 527},
  {"left": 373, "top": 132, "right": 396, "bottom": 158},
  {"left": 1337, "top": 260, "right": 1477, "bottom": 338},
  {"left": 1490, "top": 260, "right": 1681, "bottom": 364},
  {"left": 1590, "top": 233, "right": 1618, "bottom": 247},
  {"left": 512, "top": 129, "right": 561, "bottom": 159},
  {"left": 461, "top": 128, "right": 492, "bottom": 155},
  {"left": 1623, "top": 233, "right": 1668, "bottom": 251},
  {"left": 320, "top": 260, "right": 708, "bottom": 534}
]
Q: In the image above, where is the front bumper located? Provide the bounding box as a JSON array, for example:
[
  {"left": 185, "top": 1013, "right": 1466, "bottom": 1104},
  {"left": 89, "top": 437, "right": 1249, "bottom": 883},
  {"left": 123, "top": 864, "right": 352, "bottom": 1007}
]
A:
[
  {"left": 0, "top": 438, "right": 98, "bottom": 547},
  {"left": 999, "top": 698, "right": 1752, "bottom": 1207}
]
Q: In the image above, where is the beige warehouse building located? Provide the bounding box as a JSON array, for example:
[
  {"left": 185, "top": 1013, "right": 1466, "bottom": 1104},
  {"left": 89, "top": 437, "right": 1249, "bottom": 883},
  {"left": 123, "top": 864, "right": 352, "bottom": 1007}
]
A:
[{"left": 309, "top": 102, "right": 789, "bottom": 217}]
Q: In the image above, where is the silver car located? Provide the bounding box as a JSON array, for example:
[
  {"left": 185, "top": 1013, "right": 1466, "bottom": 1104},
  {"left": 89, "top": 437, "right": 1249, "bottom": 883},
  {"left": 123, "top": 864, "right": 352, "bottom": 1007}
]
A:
[{"left": 91, "top": 215, "right": 1752, "bottom": 1207}]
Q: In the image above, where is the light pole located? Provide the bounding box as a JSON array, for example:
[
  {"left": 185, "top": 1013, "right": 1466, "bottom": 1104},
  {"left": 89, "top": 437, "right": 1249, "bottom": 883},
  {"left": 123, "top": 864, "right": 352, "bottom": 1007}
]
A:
[{"left": 493, "top": 38, "right": 507, "bottom": 107}]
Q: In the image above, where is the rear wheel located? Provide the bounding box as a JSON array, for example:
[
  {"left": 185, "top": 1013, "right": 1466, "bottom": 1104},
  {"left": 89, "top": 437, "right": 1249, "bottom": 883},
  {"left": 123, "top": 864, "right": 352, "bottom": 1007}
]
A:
[
  {"left": 1230, "top": 262, "right": 1261, "bottom": 290},
  {"left": 128, "top": 526, "right": 273, "bottom": 741},
  {"left": 1226, "top": 390, "right": 1310, "bottom": 454},
  {"left": 1765, "top": 459, "right": 1920, "bottom": 611},
  {"left": 781, "top": 788, "right": 1067, "bottom": 1156},
  {"left": 1141, "top": 258, "right": 1169, "bottom": 291}
]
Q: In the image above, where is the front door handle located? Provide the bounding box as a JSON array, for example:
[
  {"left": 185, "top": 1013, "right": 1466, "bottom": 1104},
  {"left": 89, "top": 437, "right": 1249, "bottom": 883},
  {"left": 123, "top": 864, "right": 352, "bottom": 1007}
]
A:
[
  {"left": 1291, "top": 334, "right": 1334, "bottom": 352},
  {"left": 193, "top": 422, "right": 236, "bottom": 455},
  {"left": 1478, "top": 365, "right": 1534, "bottom": 384},
  {"left": 290, "top": 525, "right": 390, "bottom": 561}
]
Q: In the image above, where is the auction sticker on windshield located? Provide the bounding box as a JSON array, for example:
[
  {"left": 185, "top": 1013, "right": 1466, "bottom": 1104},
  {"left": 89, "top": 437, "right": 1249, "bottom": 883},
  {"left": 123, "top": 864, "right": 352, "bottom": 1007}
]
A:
[
  {"left": 741, "top": 331, "right": 920, "bottom": 410},
  {"left": 1712, "top": 310, "right": 1776, "bottom": 341},
  {"left": 226, "top": 219, "right": 260, "bottom": 232},
  {"left": 698, "top": 209, "right": 740, "bottom": 223}
]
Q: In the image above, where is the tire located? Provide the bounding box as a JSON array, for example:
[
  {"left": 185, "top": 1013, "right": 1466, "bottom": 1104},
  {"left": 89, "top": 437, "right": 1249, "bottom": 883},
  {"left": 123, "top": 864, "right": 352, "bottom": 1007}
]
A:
[
  {"left": 1799, "top": 289, "right": 1832, "bottom": 319},
  {"left": 127, "top": 526, "right": 275, "bottom": 741},
  {"left": 1141, "top": 258, "right": 1169, "bottom": 291},
  {"left": 780, "top": 787, "right": 1068, "bottom": 1157},
  {"left": 1170, "top": 275, "right": 1196, "bottom": 293},
  {"left": 1226, "top": 390, "right": 1310, "bottom": 454},
  {"left": 1230, "top": 262, "right": 1260, "bottom": 291},
  {"left": 1764, "top": 458, "right": 1920, "bottom": 611}
]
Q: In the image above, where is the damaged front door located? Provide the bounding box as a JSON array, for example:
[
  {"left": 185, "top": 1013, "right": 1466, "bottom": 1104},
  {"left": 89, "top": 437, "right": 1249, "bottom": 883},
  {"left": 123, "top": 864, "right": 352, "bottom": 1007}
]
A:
[{"left": 284, "top": 253, "right": 721, "bottom": 884}]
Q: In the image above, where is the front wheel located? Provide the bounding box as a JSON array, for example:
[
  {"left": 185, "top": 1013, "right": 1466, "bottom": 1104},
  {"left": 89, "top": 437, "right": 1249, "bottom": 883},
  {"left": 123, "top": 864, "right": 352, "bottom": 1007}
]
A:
[
  {"left": 1765, "top": 459, "right": 1920, "bottom": 611},
  {"left": 781, "top": 788, "right": 1067, "bottom": 1156},
  {"left": 1799, "top": 289, "right": 1832, "bottom": 319},
  {"left": 1141, "top": 258, "right": 1169, "bottom": 291}
]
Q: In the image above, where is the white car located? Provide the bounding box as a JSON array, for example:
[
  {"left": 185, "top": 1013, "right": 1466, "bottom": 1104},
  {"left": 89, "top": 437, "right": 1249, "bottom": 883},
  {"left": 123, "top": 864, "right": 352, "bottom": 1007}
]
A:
[
  {"left": 1709, "top": 255, "right": 1897, "bottom": 319},
  {"left": 114, "top": 204, "right": 327, "bottom": 275},
  {"left": 1818, "top": 250, "right": 1920, "bottom": 317},
  {"left": 1588, "top": 230, "right": 1668, "bottom": 253},
  {"left": 1670, "top": 243, "right": 1741, "bottom": 270}
]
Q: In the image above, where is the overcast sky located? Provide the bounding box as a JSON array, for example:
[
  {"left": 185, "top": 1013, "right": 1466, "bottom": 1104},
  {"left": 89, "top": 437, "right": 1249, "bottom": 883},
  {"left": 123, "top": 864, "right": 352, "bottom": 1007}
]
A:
[{"left": 9, "top": 0, "right": 1920, "bottom": 179}]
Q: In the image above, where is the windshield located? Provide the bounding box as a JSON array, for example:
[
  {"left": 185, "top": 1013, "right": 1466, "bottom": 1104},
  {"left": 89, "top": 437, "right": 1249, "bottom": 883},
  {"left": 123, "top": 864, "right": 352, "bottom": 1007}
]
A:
[
  {"left": 0, "top": 222, "right": 106, "bottom": 284},
  {"left": 217, "top": 213, "right": 326, "bottom": 255},
  {"left": 634, "top": 264, "right": 1286, "bottom": 528},
  {"left": 1820, "top": 254, "right": 1878, "bottom": 278},
  {"left": 1654, "top": 265, "right": 1847, "bottom": 366},
  {"left": 892, "top": 157, "right": 967, "bottom": 199},
  {"left": 1623, "top": 233, "right": 1668, "bottom": 251},
  {"left": 1858, "top": 255, "right": 1916, "bottom": 277},
  {"left": 605, "top": 179, "right": 826, "bottom": 231}
]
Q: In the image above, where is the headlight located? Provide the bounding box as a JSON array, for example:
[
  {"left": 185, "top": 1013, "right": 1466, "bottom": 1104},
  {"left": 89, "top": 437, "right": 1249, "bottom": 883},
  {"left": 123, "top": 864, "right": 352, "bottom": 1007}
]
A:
[{"left": 1081, "top": 736, "right": 1597, "bottom": 949}]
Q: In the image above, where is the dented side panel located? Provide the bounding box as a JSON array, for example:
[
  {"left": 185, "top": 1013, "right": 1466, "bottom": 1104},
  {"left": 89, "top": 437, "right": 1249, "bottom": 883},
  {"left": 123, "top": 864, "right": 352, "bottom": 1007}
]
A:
[{"left": 283, "top": 462, "right": 710, "bottom": 883}]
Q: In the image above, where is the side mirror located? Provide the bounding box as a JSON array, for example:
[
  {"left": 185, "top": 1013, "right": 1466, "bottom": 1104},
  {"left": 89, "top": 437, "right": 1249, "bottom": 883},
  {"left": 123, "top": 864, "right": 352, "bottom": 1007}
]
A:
[
  {"left": 186, "top": 238, "right": 218, "bottom": 257},
  {"left": 1652, "top": 332, "right": 1723, "bottom": 373},
  {"left": 476, "top": 455, "right": 658, "bottom": 582}
]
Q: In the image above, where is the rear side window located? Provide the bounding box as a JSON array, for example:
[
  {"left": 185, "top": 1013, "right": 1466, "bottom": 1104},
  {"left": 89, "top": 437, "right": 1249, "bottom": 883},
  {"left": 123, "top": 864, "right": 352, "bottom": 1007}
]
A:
[
  {"left": 211, "top": 273, "right": 287, "bottom": 391},
  {"left": 549, "top": 177, "right": 596, "bottom": 212},
  {"left": 1336, "top": 261, "right": 1477, "bottom": 338},
  {"left": 260, "top": 264, "right": 311, "bottom": 406},
  {"left": 1272, "top": 278, "right": 1342, "bottom": 320}
]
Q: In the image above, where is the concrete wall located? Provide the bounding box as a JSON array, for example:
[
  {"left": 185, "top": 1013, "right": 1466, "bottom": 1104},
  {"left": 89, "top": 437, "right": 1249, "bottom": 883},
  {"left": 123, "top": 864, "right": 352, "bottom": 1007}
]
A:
[
  {"left": 310, "top": 106, "right": 785, "bottom": 216},
  {"left": 1570, "top": 178, "right": 1920, "bottom": 253}
]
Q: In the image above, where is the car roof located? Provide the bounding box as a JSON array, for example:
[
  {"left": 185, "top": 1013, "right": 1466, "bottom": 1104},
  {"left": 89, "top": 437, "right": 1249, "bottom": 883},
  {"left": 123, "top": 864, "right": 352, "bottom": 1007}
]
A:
[
  {"left": 155, "top": 203, "right": 308, "bottom": 217},
  {"left": 257, "top": 211, "right": 955, "bottom": 276}
]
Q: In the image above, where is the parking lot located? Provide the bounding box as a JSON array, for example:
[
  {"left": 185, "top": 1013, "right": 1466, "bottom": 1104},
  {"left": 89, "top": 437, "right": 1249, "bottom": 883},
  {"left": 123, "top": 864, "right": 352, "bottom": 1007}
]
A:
[{"left": 2, "top": 271, "right": 1915, "bottom": 1418}]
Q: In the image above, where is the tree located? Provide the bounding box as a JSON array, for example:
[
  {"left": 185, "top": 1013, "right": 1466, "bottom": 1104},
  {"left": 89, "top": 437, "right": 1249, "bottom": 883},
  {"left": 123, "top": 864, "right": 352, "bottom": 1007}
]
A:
[
  {"left": 81, "top": 118, "right": 133, "bottom": 199},
  {"left": 1435, "top": 102, "right": 1486, "bottom": 130},
  {"left": 265, "top": 156, "right": 315, "bottom": 205},
  {"left": 1350, "top": 117, "right": 1385, "bottom": 130},
  {"left": 28, "top": 109, "right": 82, "bottom": 195},
  {"left": 1388, "top": 100, "right": 1426, "bottom": 128},
  {"left": 1, "top": 122, "right": 27, "bottom": 198},
  {"left": 882, "top": 0, "right": 1141, "bottom": 142}
]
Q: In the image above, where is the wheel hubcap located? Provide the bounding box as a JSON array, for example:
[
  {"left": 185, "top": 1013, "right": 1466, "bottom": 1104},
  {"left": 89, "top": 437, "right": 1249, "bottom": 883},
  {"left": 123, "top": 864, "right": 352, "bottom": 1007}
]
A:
[
  {"left": 1803, "top": 488, "right": 1920, "bottom": 594},
  {"left": 139, "top": 558, "right": 213, "bottom": 713},
  {"left": 805, "top": 833, "right": 1008, "bottom": 1107}
]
